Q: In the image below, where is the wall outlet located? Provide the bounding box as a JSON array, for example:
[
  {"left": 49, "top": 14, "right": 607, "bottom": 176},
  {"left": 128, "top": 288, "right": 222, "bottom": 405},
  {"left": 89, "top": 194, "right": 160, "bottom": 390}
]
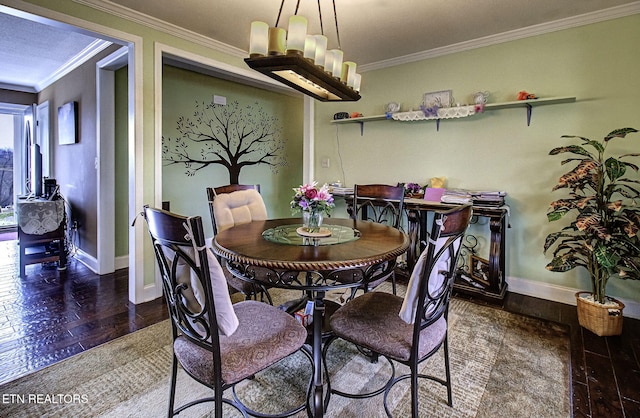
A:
[{"left": 321, "top": 157, "right": 330, "bottom": 168}]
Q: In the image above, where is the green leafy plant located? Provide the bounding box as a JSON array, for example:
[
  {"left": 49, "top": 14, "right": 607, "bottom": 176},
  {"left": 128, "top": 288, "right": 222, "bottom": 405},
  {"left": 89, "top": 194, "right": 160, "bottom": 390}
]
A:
[{"left": 544, "top": 128, "right": 640, "bottom": 304}]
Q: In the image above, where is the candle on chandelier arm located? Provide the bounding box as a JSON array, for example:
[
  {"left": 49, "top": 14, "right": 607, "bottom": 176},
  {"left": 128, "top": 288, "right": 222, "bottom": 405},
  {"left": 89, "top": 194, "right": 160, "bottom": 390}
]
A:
[
  {"left": 314, "top": 35, "right": 327, "bottom": 68},
  {"left": 249, "top": 21, "right": 268, "bottom": 57},
  {"left": 286, "top": 16, "right": 307, "bottom": 54},
  {"left": 342, "top": 61, "right": 356, "bottom": 85},
  {"left": 324, "top": 50, "right": 335, "bottom": 75},
  {"left": 330, "top": 49, "right": 343, "bottom": 78},
  {"left": 303, "top": 35, "right": 316, "bottom": 60},
  {"left": 268, "top": 27, "right": 286, "bottom": 55}
]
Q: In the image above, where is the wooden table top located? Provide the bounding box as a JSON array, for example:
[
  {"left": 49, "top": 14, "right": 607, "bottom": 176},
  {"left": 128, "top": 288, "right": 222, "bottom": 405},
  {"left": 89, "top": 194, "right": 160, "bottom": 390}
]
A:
[{"left": 212, "top": 218, "right": 409, "bottom": 272}]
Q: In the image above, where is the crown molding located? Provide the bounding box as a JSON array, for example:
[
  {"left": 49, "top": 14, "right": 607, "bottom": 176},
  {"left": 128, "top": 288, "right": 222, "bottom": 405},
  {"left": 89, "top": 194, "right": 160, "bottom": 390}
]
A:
[
  {"left": 73, "top": 0, "right": 640, "bottom": 74},
  {"left": 34, "top": 39, "right": 112, "bottom": 92},
  {"left": 0, "top": 102, "right": 30, "bottom": 113},
  {"left": 0, "top": 82, "right": 37, "bottom": 93},
  {"left": 73, "top": 0, "right": 246, "bottom": 59},
  {"left": 360, "top": 1, "right": 640, "bottom": 72}
]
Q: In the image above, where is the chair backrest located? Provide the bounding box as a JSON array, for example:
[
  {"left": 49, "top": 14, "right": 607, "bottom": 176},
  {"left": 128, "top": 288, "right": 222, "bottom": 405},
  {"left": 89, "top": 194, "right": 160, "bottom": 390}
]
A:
[
  {"left": 352, "top": 183, "right": 405, "bottom": 228},
  {"left": 206, "top": 184, "right": 267, "bottom": 234},
  {"left": 415, "top": 205, "right": 472, "bottom": 328},
  {"left": 399, "top": 205, "right": 472, "bottom": 337},
  {"left": 143, "top": 205, "right": 234, "bottom": 352}
]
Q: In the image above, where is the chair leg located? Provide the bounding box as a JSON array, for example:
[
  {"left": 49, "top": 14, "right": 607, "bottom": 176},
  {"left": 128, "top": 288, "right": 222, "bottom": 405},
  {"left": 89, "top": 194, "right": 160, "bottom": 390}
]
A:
[
  {"left": 411, "top": 363, "right": 419, "bottom": 418},
  {"left": 19, "top": 241, "right": 26, "bottom": 277},
  {"left": 214, "top": 381, "right": 224, "bottom": 417},
  {"left": 167, "top": 355, "right": 178, "bottom": 418},
  {"left": 443, "top": 336, "right": 453, "bottom": 407},
  {"left": 391, "top": 271, "right": 397, "bottom": 295}
]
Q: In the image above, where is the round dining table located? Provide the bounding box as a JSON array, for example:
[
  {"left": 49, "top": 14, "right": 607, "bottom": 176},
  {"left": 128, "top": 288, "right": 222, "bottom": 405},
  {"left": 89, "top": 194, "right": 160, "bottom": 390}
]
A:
[{"left": 211, "top": 217, "right": 409, "bottom": 417}]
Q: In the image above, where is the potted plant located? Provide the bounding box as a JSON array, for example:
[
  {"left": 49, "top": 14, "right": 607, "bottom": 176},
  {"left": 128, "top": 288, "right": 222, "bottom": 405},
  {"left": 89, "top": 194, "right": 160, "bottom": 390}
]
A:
[{"left": 544, "top": 127, "right": 640, "bottom": 336}]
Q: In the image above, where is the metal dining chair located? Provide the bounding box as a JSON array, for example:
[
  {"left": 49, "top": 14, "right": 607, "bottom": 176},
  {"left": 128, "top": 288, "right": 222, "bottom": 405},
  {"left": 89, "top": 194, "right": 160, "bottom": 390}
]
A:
[
  {"left": 142, "top": 205, "right": 310, "bottom": 417},
  {"left": 206, "top": 184, "right": 273, "bottom": 302},
  {"left": 350, "top": 183, "right": 405, "bottom": 295},
  {"left": 325, "top": 204, "right": 472, "bottom": 417}
]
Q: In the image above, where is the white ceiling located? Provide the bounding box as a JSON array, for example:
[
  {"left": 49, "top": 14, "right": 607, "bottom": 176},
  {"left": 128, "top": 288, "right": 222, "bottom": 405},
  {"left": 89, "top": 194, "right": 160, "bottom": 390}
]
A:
[
  {"left": 1, "top": 0, "right": 639, "bottom": 93},
  {"left": 0, "top": 12, "right": 111, "bottom": 93}
]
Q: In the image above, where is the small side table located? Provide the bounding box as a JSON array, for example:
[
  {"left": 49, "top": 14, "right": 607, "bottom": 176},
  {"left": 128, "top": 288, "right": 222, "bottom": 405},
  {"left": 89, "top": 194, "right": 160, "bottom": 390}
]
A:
[{"left": 16, "top": 199, "right": 67, "bottom": 277}]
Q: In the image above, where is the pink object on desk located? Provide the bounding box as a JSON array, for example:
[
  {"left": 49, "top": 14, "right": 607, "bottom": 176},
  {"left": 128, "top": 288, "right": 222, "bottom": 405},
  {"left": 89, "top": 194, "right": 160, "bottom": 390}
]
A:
[{"left": 424, "top": 188, "right": 446, "bottom": 202}]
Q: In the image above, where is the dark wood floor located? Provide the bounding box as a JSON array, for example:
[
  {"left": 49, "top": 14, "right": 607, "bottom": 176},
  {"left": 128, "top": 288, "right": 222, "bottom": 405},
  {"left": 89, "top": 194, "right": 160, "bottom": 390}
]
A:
[{"left": 0, "top": 238, "right": 638, "bottom": 417}]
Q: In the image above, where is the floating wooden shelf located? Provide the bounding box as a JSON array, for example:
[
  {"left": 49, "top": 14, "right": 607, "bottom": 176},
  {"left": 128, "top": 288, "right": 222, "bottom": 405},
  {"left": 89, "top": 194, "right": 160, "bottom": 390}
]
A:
[
  {"left": 330, "top": 96, "right": 576, "bottom": 134},
  {"left": 483, "top": 96, "right": 576, "bottom": 110}
]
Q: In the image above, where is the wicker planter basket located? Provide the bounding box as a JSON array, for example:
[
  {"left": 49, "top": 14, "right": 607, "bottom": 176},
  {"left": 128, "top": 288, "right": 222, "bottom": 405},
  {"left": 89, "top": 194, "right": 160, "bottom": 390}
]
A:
[{"left": 575, "top": 291, "right": 624, "bottom": 336}]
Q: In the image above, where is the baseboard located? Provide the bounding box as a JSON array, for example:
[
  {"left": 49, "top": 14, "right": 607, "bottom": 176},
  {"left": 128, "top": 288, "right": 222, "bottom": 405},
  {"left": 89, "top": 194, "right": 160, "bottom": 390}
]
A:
[
  {"left": 115, "top": 255, "right": 128, "bottom": 270},
  {"left": 113, "top": 255, "right": 162, "bottom": 302},
  {"left": 79, "top": 254, "right": 640, "bottom": 318},
  {"left": 143, "top": 282, "right": 163, "bottom": 302},
  {"left": 74, "top": 252, "right": 129, "bottom": 275},
  {"left": 73, "top": 249, "right": 99, "bottom": 274},
  {"left": 507, "top": 276, "right": 640, "bottom": 320}
]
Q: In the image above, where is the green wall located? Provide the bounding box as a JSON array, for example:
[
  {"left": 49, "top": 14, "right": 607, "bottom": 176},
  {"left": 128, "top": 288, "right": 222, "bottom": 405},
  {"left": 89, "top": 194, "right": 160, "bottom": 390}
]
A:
[
  {"left": 314, "top": 15, "right": 640, "bottom": 302},
  {"left": 13, "top": 0, "right": 639, "bottom": 305},
  {"left": 162, "top": 65, "right": 304, "bottom": 239}
]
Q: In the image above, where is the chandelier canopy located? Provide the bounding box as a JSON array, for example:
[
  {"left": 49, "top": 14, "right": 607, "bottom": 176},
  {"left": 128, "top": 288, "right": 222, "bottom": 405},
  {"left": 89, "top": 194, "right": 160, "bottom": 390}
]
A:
[{"left": 245, "top": 0, "right": 361, "bottom": 102}]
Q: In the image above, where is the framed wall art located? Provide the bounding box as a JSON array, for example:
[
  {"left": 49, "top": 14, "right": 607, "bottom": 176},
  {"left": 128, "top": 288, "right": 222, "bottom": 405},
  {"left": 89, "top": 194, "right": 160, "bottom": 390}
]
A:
[
  {"left": 58, "top": 101, "right": 78, "bottom": 145},
  {"left": 423, "top": 90, "right": 452, "bottom": 108}
]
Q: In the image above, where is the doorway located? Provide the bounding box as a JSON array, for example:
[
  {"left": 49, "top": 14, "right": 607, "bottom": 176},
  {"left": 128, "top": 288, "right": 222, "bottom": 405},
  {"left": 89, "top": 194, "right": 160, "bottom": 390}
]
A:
[
  {"left": 0, "top": 104, "right": 29, "bottom": 233},
  {"left": 0, "top": 6, "right": 144, "bottom": 301},
  {"left": 0, "top": 112, "right": 16, "bottom": 230}
]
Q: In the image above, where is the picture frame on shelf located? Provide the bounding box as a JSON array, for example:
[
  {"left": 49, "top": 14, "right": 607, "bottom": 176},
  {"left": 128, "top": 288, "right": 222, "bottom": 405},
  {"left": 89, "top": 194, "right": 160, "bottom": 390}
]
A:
[
  {"left": 423, "top": 90, "right": 452, "bottom": 108},
  {"left": 470, "top": 255, "right": 490, "bottom": 285}
]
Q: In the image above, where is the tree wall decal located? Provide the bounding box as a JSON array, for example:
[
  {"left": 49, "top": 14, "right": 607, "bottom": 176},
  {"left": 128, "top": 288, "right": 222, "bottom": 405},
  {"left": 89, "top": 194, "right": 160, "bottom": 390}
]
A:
[{"left": 162, "top": 99, "right": 287, "bottom": 184}]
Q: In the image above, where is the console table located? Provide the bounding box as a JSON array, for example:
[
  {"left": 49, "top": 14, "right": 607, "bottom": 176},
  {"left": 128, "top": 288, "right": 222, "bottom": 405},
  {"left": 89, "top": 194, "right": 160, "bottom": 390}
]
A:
[
  {"left": 404, "top": 198, "right": 508, "bottom": 301},
  {"left": 334, "top": 192, "right": 509, "bottom": 301}
]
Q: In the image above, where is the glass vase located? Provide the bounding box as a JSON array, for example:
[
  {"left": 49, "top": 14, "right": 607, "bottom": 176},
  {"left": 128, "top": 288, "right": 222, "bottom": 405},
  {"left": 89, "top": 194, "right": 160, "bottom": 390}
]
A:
[{"left": 303, "top": 211, "right": 323, "bottom": 232}]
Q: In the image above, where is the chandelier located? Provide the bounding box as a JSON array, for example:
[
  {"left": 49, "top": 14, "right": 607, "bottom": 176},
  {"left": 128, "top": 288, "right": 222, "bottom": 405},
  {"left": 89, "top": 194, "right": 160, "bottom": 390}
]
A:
[{"left": 245, "top": 0, "right": 361, "bottom": 102}]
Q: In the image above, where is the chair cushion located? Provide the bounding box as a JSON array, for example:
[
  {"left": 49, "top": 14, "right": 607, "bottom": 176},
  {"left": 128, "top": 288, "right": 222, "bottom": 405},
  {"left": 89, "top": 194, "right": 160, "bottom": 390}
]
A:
[
  {"left": 330, "top": 292, "right": 447, "bottom": 362},
  {"left": 213, "top": 189, "right": 267, "bottom": 232},
  {"left": 174, "top": 300, "right": 307, "bottom": 385},
  {"left": 163, "top": 246, "right": 239, "bottom": 336},
  {"left": 203, "top": 249, "right": 239, "bottom": 335}
]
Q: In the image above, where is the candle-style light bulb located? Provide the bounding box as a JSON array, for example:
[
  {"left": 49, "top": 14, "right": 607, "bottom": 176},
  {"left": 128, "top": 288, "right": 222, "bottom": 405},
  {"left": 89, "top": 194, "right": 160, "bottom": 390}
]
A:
[
  {"left": 268, "top": 27, "right": 286, "bottom": 55},
  {"left": 286, "top": 16, "right": 307, "bottom": 54},
  {"left": 342, "top": 61, "right": 356, "bottom": 85},
  {"left": 249, "top": 21, "right": 268, "bottom": 57},
  {"left": 330, "top": 49, "right": 343, "bottom": 78},
  {"left": 303, "top": 35, "right": 316, "bottom": 60},
  {"left": 314, "top": 35, "right": 327, "bottom": 68}
]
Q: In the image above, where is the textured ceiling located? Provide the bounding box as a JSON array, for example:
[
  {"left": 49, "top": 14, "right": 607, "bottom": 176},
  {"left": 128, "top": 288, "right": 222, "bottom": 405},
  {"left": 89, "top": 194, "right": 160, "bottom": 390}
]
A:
[
  {"left": 0, "top": 13, "right": 102, "bottom": 93},
  {"left": 1, "top": 0, "right": 639, "bottom": 92}
]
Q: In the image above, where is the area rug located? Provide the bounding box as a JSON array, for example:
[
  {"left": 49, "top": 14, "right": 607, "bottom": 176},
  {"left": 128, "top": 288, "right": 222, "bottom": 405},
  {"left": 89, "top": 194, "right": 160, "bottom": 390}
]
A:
[{"left": 0, "top": 285, "right": 570, "bottom": 417}]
